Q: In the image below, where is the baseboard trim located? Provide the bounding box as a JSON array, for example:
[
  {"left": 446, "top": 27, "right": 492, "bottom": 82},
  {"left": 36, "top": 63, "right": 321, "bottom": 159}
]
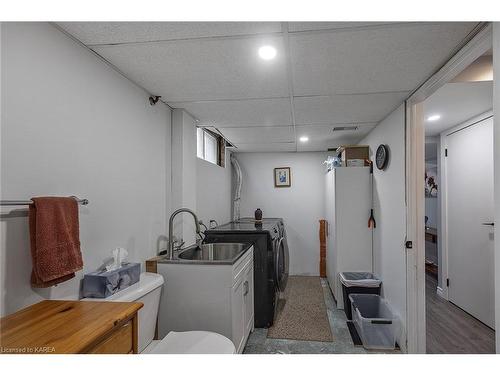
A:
[{"left": 436, "top": 286, "right": 447, "bottom": 300}]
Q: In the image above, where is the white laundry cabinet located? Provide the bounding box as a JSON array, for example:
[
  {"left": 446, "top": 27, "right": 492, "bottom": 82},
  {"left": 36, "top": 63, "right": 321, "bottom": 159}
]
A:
[
  {"left": 157, "top": 247, "right": 254, "bottom": 353},
  {"left": 325, "top": 167, "right": 372, "bottom": 309}
]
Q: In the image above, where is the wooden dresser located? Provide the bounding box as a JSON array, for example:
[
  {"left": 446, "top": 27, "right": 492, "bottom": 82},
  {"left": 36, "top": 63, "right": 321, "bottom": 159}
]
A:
[{"left": 0, "top": 300, "right": 143, "bottom": 354}]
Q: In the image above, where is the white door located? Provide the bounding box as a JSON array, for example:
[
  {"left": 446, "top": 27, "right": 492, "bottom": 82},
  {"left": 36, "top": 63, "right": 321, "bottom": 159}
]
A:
[
  {"left": 244, "top": 264, "right": 254, "bottom": 334},
  {"left": 446, "top": 116, "right": 494, "bottom": 328}
]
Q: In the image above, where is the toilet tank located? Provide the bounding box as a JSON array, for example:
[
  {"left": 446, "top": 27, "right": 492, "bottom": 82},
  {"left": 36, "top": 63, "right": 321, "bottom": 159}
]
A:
[{"left": 83, "top": 272, "right": 164, "bottom": 352}]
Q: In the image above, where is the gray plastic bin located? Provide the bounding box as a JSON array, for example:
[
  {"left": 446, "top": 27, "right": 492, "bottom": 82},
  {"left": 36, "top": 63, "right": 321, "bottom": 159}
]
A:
[
  {"left": 349, "top": 293, "right": 397, "bottom": 350},
  {"left": 339, "top": 272, "right": 381, "bottom": 320}
]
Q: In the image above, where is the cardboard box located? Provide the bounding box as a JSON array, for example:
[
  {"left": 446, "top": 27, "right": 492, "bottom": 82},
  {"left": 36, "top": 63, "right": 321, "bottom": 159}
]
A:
[
  {"left": 347, "top": 159, "right": 366, "bottom": 167},
  {"left": 337, "top": 145, "right": 369, "bottom": 166}
]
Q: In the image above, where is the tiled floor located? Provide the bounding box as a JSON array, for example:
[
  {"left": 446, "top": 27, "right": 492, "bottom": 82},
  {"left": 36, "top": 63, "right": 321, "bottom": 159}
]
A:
[{"left": 243, "top": 278, "right": 394, "bottom": 354}]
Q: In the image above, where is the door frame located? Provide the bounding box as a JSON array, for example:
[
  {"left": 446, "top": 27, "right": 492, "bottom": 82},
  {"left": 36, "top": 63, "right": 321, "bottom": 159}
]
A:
[
  {"left": 405, "top": 23, "right": 492, "bottom": 354},
  {"left": 439, "top": 111, "right": 494, "bottom": 303}
]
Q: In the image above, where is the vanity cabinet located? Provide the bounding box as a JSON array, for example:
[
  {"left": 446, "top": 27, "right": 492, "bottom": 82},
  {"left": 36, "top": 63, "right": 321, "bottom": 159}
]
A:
[{"left": 155, "top": 246, "right": 254, "bottom": 353}]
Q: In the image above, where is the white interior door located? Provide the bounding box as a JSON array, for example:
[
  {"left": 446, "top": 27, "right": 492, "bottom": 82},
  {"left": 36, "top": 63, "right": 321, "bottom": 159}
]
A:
[{"left": 446, "top": 116, "right": 494, "bottom": 328}]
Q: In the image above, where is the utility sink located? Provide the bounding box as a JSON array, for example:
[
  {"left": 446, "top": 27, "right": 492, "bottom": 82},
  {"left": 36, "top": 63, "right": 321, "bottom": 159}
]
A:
[{"left": 178, "top": 243, "right": 249, "bottom": 263}]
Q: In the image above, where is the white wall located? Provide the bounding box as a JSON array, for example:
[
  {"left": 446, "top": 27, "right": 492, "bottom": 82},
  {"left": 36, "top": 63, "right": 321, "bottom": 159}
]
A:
[
  {"left": 0, "top": 23, "right": 171, "bottom": 316},
  {"left": 358, "top": 105, "right": 407, "bottom": 342},
  {"left": 196, "top": 155, "right": 232, "bottom": 229},
  {"left": 170, "top": 110, "right": 232, "bottom": 247},
  {"left": 171, "top": 109, "right": 197, "bottom": 245},
  {"left": 425, "top": 198, "right": 438, "bottom": 228},
  {"left": 492, "top": 22, "right": 500, "bottom": 352},
  {"left": 236, "top": 152, "right": 327, "bottom": 276},
  {"left": 425, "top": 143, "right": 438, "bottom": 228}
]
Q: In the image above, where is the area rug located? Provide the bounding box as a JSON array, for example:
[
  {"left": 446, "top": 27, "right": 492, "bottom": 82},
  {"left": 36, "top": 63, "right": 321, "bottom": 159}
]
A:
[{"left": 267, "top": 276, "right": 334, "bottom": 342}]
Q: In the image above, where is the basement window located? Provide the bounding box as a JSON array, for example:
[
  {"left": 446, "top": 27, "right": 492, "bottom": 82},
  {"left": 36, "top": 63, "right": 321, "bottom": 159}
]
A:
[{"left": 197, "top": 127, "right": 225, "bottom": 167}]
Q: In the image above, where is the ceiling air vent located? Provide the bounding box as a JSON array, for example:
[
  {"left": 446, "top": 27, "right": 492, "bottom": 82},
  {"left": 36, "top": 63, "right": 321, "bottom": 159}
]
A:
[{"left": 332, "top": 126, "right": 358, "bottom": 132}]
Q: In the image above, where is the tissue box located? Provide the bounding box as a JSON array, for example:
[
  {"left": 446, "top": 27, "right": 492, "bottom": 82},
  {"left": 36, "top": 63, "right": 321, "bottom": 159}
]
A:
[{"left": 82, "top": 262, "right": 140, "bottom": 298}]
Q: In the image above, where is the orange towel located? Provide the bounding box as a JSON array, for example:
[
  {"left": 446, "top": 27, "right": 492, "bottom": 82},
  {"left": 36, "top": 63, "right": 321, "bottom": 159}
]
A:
[{"left": 29, "top": 197, "right": 83, "bottom": 288}]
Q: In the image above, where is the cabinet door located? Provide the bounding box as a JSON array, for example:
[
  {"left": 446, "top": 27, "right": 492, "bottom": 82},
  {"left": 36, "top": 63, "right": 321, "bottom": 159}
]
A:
[
  {"left": 231, "top": 277, "right": 245, "bottom": 353},
  {"left": 244, "top": 264, "right": 254, "bottom": 334}
]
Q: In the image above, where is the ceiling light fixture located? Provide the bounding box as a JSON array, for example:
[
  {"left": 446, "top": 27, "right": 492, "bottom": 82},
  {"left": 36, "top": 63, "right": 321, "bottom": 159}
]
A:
[
  {"left": 299, "top": 136, "right": 309, "bottom": 142},
  {"left": 258, "top": 45, "right": 277, "bottom": 60},
  {"left": 427, "top": 114, "right": 441, "bottom": 122}
]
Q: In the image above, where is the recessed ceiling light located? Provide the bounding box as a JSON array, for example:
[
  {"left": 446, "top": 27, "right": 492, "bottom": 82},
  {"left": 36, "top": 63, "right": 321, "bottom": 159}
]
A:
[
  {"left": 258, "top": 45, "right": 277, "bottom": 60},
  {"left": 299, "top": 136, "right": 309, "bottom": 142},
  {"left": 427, "top": 114, "right": 441, "bottom": 122}
]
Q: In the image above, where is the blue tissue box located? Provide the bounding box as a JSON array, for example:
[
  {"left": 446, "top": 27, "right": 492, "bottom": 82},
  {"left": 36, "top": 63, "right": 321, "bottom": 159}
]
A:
[{"left": 82, "top": 262, "right": 140, "bottom": 298}]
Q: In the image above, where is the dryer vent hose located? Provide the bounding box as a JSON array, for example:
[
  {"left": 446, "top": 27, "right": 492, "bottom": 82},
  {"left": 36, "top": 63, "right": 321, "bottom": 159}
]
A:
[{"left": 231, "top": 153, "right": 242, "bottom": 221}]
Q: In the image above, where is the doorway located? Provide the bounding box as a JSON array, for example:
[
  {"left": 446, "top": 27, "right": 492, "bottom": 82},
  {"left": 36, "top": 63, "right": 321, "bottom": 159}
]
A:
[
  {"left": 422, "top": 82, "right": 495, "bottom": 351},
  {"left": 405, "top": 23, "right": 495, "bottom": 353}
]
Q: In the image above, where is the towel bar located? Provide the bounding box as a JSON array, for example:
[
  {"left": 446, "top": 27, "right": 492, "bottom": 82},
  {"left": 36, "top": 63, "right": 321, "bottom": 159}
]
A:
[{"left": 0, "top": 197, "right": 89, "bottom": 206}]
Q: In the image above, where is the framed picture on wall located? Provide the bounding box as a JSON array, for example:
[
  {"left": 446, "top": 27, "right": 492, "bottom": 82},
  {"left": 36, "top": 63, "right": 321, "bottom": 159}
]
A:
[
  {"left": 274, "top": 167, "right": 291, "bottom": 188},
  {"left": 425, "top": 169, "right": 438, "bottom": 197}
]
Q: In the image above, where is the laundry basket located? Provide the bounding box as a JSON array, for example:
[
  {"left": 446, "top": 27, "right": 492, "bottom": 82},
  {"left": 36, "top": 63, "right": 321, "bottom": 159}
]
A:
[
  {"left": 339, "top": 272, "right": 381, "bottom": 320},
  {"left": 349, "top": 294, "right": 397, "bottom": 350}
]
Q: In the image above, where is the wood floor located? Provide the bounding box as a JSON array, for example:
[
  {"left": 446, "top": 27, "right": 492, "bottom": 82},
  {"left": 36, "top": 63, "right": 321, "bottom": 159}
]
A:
[{"left": 426, "top": 273, "right": 495, "bottom": 354}]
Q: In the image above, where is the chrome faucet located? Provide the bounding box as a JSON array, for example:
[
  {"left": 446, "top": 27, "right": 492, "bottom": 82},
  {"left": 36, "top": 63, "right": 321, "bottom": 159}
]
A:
[{"left": 168, "top": 208, "right": 201, "bottom": 259}]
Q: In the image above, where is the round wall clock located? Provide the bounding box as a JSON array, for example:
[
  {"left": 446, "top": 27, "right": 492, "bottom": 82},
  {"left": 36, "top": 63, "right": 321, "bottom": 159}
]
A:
[{"left": 375, "top": 144, "right": 389, "bottom": 170}]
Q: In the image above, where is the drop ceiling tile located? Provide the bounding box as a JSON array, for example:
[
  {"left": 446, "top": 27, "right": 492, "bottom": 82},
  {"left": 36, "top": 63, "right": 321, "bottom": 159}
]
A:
[
  {"left": 93, "top": 36, "right": 288, "bottom": 101},
  {"left": 233, "top": 143, "right": 296, "bottom": 153},
  {"left": 290, "top": 23, "right": 477, "bottom": 96},
  {"left": 294, "top": 92, "right": 408, "bottom": 125},
  {"left": 219, "top": 126, "right": 295, "bottom": 145},
  {"left": 296, "top": 124, "right": 376, "bottom": 140},
  {"left": 58, "top": 22, "right": 282, "bottom": 45},
  {"left": 295, "top": 140, "right": 345, "bottom": 152},
  {"left": 288, "top": 22, "right": 397, "bottom": 33},
  {"left": 295, "top": 124, "right": 375, "bottom": 151},
  {"left": 171, "top": 98, "right": 292, "bottom": 127}
]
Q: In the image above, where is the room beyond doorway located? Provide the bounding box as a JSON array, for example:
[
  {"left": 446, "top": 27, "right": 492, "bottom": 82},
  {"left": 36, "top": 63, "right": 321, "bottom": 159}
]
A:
[{"left": 421, "top": 48, "right": 495, "bottom": 353}]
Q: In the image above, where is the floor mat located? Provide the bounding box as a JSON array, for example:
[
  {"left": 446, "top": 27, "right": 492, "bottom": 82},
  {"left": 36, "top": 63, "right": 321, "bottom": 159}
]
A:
[{"left": 267, "top": 276, "right": 334, "bottom": 342}]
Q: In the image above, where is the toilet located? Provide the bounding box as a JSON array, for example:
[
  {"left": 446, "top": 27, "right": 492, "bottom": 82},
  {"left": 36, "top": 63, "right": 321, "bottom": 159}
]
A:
[{"left": 83, "top": 272, "right": 235, "bottom": 354}]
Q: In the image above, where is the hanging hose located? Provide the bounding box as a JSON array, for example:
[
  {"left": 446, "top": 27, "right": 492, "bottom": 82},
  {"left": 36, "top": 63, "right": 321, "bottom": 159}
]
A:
[
  {"left": 368, "top": 209, "right": 376, "bottom": 229},
  {"left": 230, "top": 153, "right": 242, "bottom": 222},
  {"left": 367, "top": 159, "right": 376, "bottom": 273}
]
